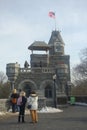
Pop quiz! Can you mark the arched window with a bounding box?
[45,85,52,98]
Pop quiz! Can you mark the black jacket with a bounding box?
[21,96,27,106]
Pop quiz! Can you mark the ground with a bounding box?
[0,106,87,130]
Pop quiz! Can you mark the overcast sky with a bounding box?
[0,0,87,73]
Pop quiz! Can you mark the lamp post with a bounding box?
[53,74,57,108]
[67,81,72,96]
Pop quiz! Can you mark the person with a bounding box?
[17,91,27,123]
[24,60,29,68]
[27,91,38,123]
[10,89,19,113]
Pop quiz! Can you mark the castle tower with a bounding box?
[48,30,65,55]
[28,41,50,68]
[48,30,70,96]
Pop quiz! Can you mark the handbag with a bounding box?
[27,104,31,109]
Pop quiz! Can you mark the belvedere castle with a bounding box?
[6,30,71,107]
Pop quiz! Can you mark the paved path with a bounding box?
[0,106,87,130]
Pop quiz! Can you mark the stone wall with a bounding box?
[0,99,7,111]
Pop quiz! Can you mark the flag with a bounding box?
[48,11,55,18]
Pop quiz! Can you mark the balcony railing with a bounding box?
[19,67,55,73]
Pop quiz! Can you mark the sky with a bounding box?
[0,0,87,73]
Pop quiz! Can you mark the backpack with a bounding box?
[11,98,17,104]
[17,97,22,106]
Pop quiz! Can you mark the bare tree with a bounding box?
[0,81,11,98]
[0,71,7,84]
[72,48,87,86]
[80,48,87,62]
[79,48,87,78]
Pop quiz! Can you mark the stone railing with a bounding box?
[19,67,54,73]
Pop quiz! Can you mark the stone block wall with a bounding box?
[0,99,7,111]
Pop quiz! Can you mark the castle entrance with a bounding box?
[18,80,37,97]
[23,83,32,97]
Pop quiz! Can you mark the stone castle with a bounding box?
[6,30,71,107]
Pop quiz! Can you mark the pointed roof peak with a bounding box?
[48,30,65,45]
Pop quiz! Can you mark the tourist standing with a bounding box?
[11,89,19,113]
[27,91,38,123]
[17,91,27,123]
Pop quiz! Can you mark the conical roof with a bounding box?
[28,41,50,51]
[48,30,65,45]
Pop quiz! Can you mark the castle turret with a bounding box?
[6,62,20,89]
[48,30,65,55]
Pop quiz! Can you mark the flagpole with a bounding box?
[54,13,56,30]
[48,11,56,30]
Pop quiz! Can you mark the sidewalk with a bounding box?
[0,106,87,130]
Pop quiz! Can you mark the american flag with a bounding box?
[48,11,55,18]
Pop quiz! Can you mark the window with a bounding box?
[45,85,52,98]
[55,45,62,52]
[54,42,63,52]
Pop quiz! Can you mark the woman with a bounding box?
[17,91,27,123]
[11,89,19,113]
[27,91,38,123]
